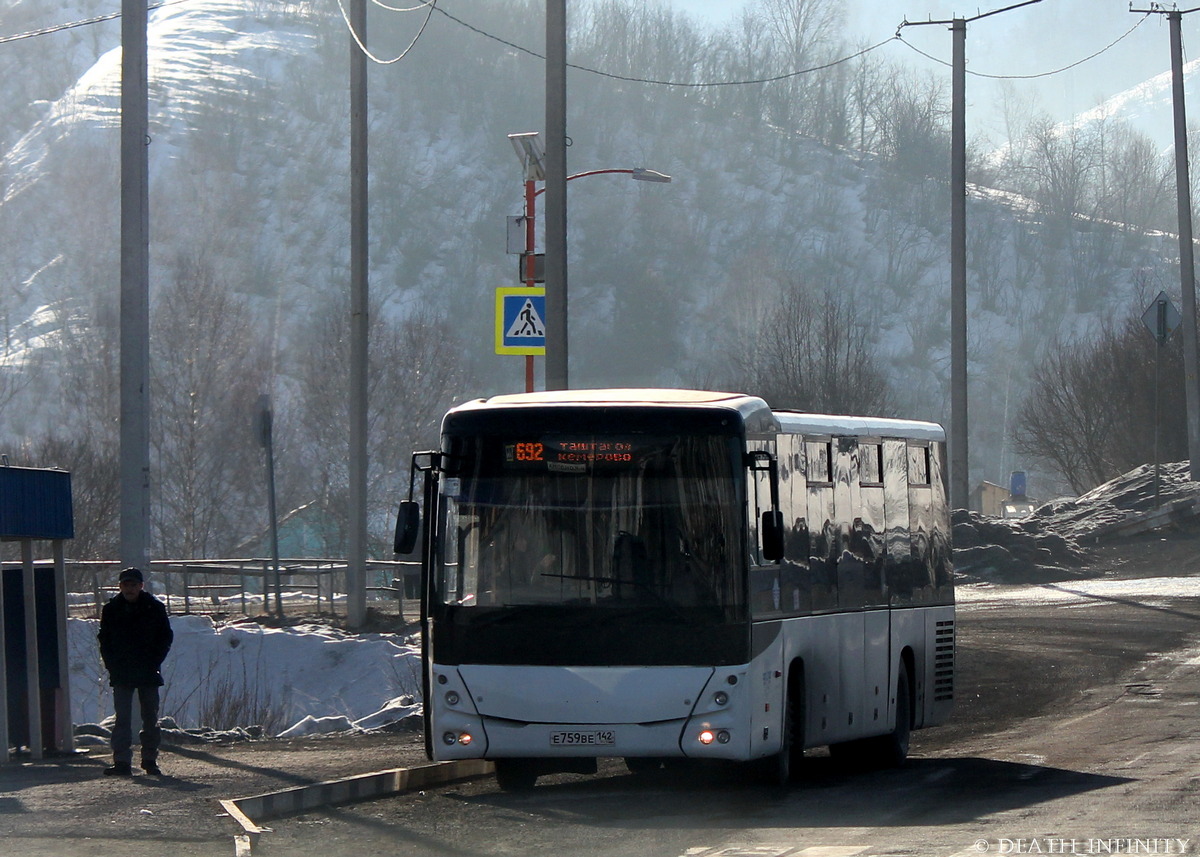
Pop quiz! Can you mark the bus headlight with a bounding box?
[713,691,729,706]
[443,731,473,746]
[698,729,730,745]
[699,729,715,745]
[446,691,460,706]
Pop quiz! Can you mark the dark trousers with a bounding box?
[111,685,162,765]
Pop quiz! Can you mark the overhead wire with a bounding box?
[429,4,895,87]
[369,0,436,11]
[337,0,437,64]
[895,12,1152,80]
[0,0,194,46]
[0,0,1161,90]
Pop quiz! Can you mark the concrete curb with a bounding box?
[219,759,494,845]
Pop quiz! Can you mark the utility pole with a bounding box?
[120,0,150,572]
[348,0,369,628]
[1132,4,1200,482]
[545,0,569,390]
[898,0,1042,511]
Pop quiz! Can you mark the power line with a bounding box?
[431,4,896,87]
[0,0,193,46]
[896,12,1151,80]
[369,0,436,11]
[337,0,437,64]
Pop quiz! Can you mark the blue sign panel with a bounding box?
[495,287,546,355]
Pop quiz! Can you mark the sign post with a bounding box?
[1142,291,1182,505]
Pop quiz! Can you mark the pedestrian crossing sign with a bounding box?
[495,287,546,355]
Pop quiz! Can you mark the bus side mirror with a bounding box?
[394,500,421,555]
[761,510,784,562]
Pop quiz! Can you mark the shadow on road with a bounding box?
[1038,583,1200,621]
[164,743,320,788]
[446,755,1130,830]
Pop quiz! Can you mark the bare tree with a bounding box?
[292,298,477,555]
[718,274,895,416]
[1015,314,1186,493]
[151,257,269,558]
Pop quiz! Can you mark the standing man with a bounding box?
[97,567,173,777]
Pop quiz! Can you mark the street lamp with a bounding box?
[506,132,672,392]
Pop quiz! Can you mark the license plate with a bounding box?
[550,730,615,746]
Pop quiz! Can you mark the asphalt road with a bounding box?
[255,568,1200,857]
[4,549,1199,857]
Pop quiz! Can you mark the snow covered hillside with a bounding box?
[0,0,1185,497]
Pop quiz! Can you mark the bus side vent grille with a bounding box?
[933,619,955,702]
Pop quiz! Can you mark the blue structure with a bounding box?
[0,465,74,762]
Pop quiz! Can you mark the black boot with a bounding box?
[103,762,133,777]
[141,760,162,776]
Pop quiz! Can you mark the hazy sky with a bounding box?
[665,0,1191,148]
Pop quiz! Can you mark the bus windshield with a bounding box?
[437,432,745,620]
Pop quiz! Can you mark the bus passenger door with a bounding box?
[746,441,787,758]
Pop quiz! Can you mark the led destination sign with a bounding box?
[504,438,644,469]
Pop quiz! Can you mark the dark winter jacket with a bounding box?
[97,591,174,688]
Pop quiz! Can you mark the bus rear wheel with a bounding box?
[830,663,912,769]
[875,663,912,767]
[494,759,538,791]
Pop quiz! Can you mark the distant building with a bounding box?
[234,500,347,558]
[971,473,1037,518]
[971,480,1010,516]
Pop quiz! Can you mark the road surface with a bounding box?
[2,563,1197,856]
[257,572,1200,857]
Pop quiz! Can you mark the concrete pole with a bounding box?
[21,541,42,759]
[545,0,569,390]
[120,0,151,570]
[1168,11,1200,483]
[348,0,369,628]
[949,18,970,511]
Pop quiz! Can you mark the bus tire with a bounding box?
[768,672,804,787]
[494,759,538,791]
[877,663,912,767]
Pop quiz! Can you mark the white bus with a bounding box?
[394,389,954,789]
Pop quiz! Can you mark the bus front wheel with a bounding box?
[494,759,538,791]
[768,674,804,787]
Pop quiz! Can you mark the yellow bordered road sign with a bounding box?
[495,287,546,355]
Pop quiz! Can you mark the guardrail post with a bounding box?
[92,566,102,618]
[53,542,74,752]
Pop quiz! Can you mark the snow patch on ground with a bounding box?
[69,614,422,737]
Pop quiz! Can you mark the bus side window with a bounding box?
[806,440,833,484]
[908,444,931,486]
[860,442,883,486]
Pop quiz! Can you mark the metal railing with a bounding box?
[21,558,423,623]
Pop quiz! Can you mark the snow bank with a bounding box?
[69,614,423,737]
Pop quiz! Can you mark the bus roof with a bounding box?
[449,389,777,432]
[468,388,764,408]
[774,411,945,442]
[448,390,943,441]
